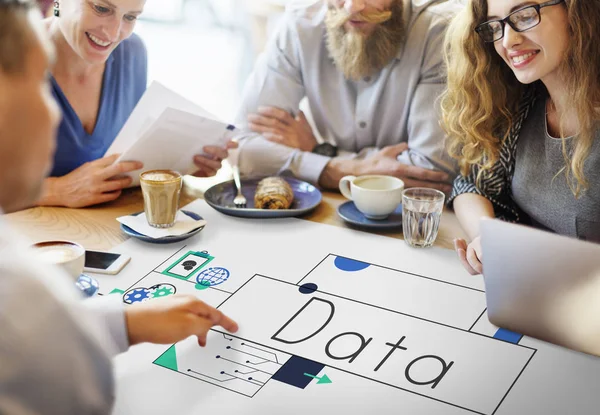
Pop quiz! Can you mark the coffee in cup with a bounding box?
[32,240,85,281]
[339,175,404,220]
[140,170,183,228]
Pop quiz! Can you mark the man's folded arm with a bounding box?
[233,10,366,184]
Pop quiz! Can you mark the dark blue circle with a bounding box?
[334,256,370,272]
[299,283,318,294]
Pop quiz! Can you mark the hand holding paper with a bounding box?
[192,141,239,178]
[105,82,238,187]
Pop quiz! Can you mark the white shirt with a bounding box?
[235,0,461,184]
[0,215,128,414]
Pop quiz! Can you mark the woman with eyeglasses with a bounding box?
[440,0,600,274]
[37,0,234,208]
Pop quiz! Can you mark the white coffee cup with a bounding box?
[339,175,404,220]
[32,240,86,281]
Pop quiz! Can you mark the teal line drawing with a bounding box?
[303,373,332,384]
[162,251,214,280]
[154,344,178,371]
[109,288,125,295]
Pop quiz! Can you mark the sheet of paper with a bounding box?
[104,81,237,187]
[105,81,221,156]
[117,107,236,187]
[90,200,600,415]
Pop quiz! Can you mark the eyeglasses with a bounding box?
[475,0,565,43]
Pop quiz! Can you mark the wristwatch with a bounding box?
[312,143,338,157]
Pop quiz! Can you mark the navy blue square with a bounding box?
[272,356,325,389]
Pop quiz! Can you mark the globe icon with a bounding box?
[196,267,230,288]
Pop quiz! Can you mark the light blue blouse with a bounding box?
[50,33,147,177]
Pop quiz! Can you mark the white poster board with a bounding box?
[91,200,600,415]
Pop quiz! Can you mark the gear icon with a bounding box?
[151,284,176,299]
[123,288,150,304]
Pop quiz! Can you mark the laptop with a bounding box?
[481,219,600,356]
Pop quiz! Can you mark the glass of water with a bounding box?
[402,188,445,248]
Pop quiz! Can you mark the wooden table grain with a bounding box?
[4,183,466,251]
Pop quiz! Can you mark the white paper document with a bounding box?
[105,81,237,187]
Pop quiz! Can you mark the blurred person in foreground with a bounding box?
[0,2,238,413]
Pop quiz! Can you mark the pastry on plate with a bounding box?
[254,177,294,209]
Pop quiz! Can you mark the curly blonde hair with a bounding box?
[441,0,600,196]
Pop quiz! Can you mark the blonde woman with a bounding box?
[441,0,600,274]
[37,0,234,208]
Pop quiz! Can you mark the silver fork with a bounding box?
[232,165,247,208]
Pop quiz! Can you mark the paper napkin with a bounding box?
[117,211,206,239]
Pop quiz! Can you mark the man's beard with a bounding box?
[325,1,405,81]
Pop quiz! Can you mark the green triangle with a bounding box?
[317,374,332,384]
[154,345,178,371]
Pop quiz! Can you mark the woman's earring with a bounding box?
[53,1,60,17]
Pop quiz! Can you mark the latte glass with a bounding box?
[140,170,183,228]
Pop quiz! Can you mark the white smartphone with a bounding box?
[84,250,131,275]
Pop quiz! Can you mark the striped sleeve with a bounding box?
[447,90,538,222]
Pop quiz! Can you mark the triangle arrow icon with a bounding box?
[317,374,332,384]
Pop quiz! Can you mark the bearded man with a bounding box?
[234,0,461,191]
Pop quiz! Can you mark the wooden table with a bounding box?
[4,183,466,251]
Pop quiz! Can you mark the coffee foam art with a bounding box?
[34,243,84,264]
[141,171,180,182]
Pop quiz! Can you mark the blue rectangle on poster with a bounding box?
[494,328,523,344]
[272,356,325,389]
